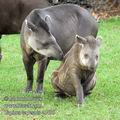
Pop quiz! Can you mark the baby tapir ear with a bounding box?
[75,35,87,44]
[96,36,102,46]
[25,19,38,32]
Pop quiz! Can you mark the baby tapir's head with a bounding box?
[75,35,101,71]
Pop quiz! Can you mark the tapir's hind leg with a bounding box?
[51,74,67,98]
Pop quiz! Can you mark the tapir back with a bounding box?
[39,4,98,54]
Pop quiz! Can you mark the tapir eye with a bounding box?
[84,53,89,59]
[42,42,49,47]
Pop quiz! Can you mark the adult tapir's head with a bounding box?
[75,35,101,71]
[25,10,63,60]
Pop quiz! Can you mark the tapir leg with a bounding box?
[23,53,35,92]
[51,75,67,98]
[84,74,96,96]
[71,74,84,105]
[75,82,84,105]
[51,70,65,97]
[36,58,49,93]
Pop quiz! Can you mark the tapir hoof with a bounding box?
[25,80,33,92]
[77,103,84,108]
[25,87,32,93]
[36,83,43,93]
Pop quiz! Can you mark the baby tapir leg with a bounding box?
[83,74,96,96]
[74,81,84,105]
[51,71,67,97]
[51,71,59,89]
[71,73,84,105]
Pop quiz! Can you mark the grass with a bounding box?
[0,17,120,120]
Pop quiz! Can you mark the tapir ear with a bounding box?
[75,35,87,44]
[45,15,51,22]
[25,19,37,32]
[96,36,102,46]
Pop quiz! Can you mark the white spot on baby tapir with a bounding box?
[79,47,91,67]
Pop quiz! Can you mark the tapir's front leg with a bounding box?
[71,73,84,106]
[36,58,49,93]
[23,52,35,92]
[83,73,96,95]
[75,81,84,106]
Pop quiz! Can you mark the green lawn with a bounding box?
[0,17,120,120]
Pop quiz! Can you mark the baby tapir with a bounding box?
[51,35,101,105]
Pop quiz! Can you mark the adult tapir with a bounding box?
[20,4,98,93]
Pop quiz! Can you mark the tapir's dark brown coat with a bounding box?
[0,0,50,35]
[0,0,51,61]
